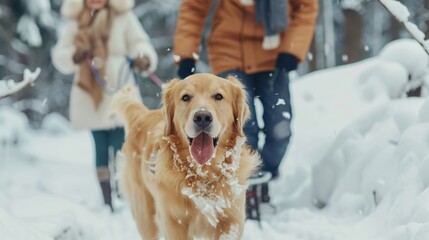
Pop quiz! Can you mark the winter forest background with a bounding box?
[0,0,428,125]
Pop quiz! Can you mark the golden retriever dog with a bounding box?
[110,73,260,240]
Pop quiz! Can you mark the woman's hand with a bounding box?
[133,56,150,72]
[73,29,91,64]
[73,48,90,64]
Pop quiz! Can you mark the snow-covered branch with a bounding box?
[378,0,429,55]
[0,68,41,99]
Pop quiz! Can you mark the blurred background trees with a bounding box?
[0,0,428,127]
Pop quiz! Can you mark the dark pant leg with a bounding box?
[91,130,109,167]
[218,70,259,150]
[108,127,125,154]
[91,129,113,210]
[108,127,125,199]
[254,70,292,178]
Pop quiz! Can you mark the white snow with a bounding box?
[222,137,246,196]
[16,0,54,47]
[1,39,429,239]
[183,138,247,226]
[0,106,30,149]
[16,15,42,47]
[26,0,54,29]
[341,0,364,11]
[379,0,410,22]
[379,0,429,55]
[220,224,240,240]
[0,68,41,99]
[181,186,228,227]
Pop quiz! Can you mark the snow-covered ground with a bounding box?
[1,39,429,240]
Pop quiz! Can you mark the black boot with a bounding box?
[99,181,113,211]
[261,183,270,203]
[246,185,261,221]
[97,167,113,211]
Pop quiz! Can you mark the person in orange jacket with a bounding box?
[174,0,318,201]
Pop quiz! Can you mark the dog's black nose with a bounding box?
[193,110,213,128]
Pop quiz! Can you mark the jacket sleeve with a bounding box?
[281,0,319,62]
[51,21,79,74]
[125,12,158,73]
[173,0,215,63]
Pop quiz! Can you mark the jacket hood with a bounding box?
[61,0,135,19]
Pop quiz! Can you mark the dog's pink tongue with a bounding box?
[191,132,214,165]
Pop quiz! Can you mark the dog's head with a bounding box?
[162,73,249,165]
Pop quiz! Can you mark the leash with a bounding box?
[147,71,164,88]
[125,56,164,88]
[85,54,164,95]
[85,54,114,94]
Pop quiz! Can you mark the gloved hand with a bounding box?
[177,58,196,79]
[275,53,298,72]
[73,29,91,64]
[133,56,150,72]
[268,53,297,88]
[73,47,90,64]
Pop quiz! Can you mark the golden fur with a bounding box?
[111,73,260,239]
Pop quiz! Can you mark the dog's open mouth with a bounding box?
[188,133,219,165]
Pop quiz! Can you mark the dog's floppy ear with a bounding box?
[162,78,181,136]
[226,75,250,137]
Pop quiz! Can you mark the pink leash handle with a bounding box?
[146,71,164,88]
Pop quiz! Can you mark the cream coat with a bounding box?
[52,0,157,130]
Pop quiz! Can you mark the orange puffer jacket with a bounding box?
[174,0,319,75]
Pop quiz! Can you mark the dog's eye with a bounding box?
[182,94,191,102]
[214,93,223,101]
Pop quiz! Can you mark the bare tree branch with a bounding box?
[378,0,429,55]
[0,68,41,99]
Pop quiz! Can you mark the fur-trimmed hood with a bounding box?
[61,0,135,19]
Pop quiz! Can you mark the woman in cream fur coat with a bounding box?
[52,0,158,211]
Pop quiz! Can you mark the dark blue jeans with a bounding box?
[91,127,125,167]
[219,70,292,178]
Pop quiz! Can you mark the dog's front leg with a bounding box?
[127,187,159,240]
[215,220,244,240]
[214,200,246,240]
[157,213,190,240]
[120,158,159,240]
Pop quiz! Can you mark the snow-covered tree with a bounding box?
[0,68,40,99]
